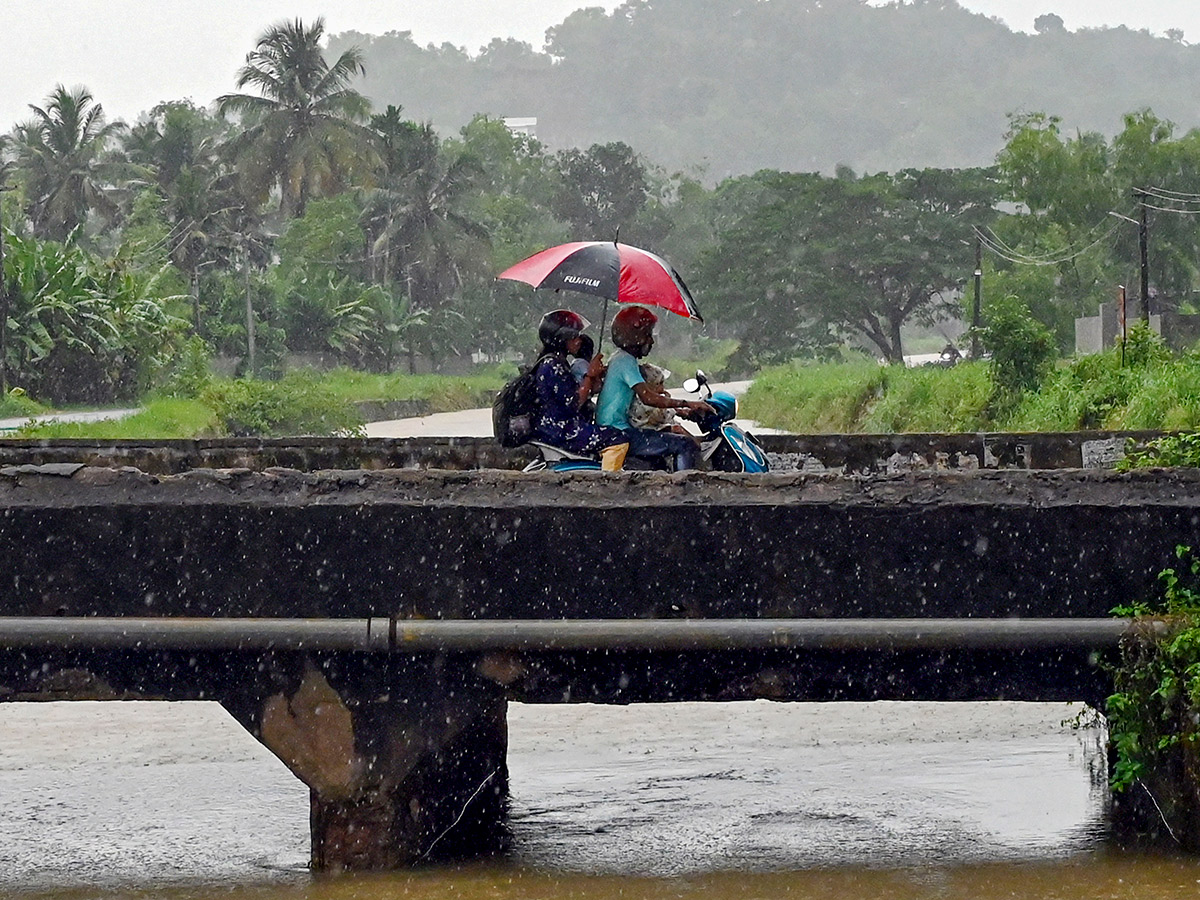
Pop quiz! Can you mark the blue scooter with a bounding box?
[681,370,770,473]
[522,370,768,473]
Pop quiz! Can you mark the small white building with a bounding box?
[502,117,538,138]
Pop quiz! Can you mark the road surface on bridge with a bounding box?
[364,380,780,438]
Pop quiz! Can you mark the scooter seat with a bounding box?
[528,441,596,462]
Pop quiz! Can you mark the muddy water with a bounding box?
[2,700,1199,899]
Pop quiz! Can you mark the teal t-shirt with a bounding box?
[596,349,645,430]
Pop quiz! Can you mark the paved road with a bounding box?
[365,380,781,439]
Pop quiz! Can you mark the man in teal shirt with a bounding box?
[596,306,713,470]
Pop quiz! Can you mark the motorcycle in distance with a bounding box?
[522,370,769,473]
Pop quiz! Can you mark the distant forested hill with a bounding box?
[326,0,1200,178]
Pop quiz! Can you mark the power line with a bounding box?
[974,222,1121,267]
[1140,201,1200,216]
[1137,185,1200,203]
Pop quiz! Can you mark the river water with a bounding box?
[2,699,1199,899]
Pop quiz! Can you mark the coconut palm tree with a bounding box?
[122,102,250,331]
[362,120,489,310]
[11,85,133,241]
[0,139,14,391]
[359,117,490,370]
[217,18,377,219]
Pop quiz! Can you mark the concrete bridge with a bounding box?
[1,451,1198,867]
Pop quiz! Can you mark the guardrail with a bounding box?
[0,617,1153,653]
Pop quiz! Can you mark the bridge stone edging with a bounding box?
[0,429,1168,474]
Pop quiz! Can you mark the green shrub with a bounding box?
[2,232,187,404]
[1118,432,1200,470]
[160,335,215,399]
[1107,546,1200,793]
[980,295,1057,416]
[1125,321,1172,369]
[201,371,365,437]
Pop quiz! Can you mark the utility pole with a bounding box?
[1118,284,1127,367]
[0,178,9,393]
[243,235,256,378]
[970,230,983,359]
[1135,188,1150,323]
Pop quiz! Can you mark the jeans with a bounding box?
[623,428,699,471]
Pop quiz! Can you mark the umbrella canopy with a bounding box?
[497,241,703,321]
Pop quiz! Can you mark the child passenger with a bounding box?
[627,364,695,439]
[570,334,595,385]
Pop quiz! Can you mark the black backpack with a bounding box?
[492,356,545,448]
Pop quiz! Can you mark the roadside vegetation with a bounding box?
[1107,547,1200,812]
[0,387,45,419]
[8,18,1200,440]
[743,323,1200,435]
[11,366,507,439]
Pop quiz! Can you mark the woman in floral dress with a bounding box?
[531,309,629,469]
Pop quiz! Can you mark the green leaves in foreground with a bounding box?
[1107,546,1200,792]
[1119,433,1200,470]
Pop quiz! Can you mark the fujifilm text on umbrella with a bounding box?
[564,275,602,288]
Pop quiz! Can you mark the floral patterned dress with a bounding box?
[532,354,626,455]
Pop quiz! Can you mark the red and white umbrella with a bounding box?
[497,241,703,322]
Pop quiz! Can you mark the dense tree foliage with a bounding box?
[698,167,998,365]
[12,10,1200,410]
[990,110,1200,348]
[0,230,184,403]
[329,0,1200,178]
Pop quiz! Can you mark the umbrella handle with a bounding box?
[598,297,609,354]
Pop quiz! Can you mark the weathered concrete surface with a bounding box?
[233,655,510,870]
[1,464,1197,622]
[0,429,1166,474]
[0,640,511,869]
[2,462,1196,704]
[0,436,514,474]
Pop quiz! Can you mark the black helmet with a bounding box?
[538,309,589,354]
[611,305,658,357]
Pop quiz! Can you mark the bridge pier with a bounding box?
[221,654,509,870]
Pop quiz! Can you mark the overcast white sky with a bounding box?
[3,1,1198,130]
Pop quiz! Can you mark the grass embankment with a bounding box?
[742,344,1200,434]
[6,343,736,440]
[13,399,221,440]
[0,388,48,420]
[11,367,507,440]
[742,360,992,433]
[316,368,504,412]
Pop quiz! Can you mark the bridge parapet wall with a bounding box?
[0,430,1165,474]
[1,464,1197,624]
